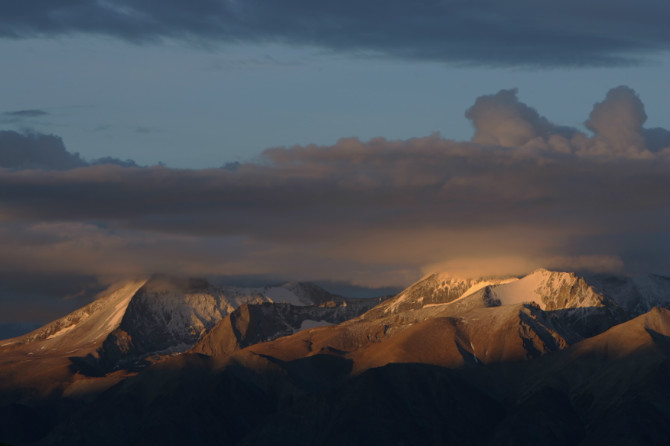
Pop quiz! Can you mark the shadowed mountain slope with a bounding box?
[0,276,379,407]
[191,299,381,358]
[38,307,670,446]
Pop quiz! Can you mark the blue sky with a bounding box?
[0,12,668,168]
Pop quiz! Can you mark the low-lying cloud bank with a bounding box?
[0,86,668,312]
[0,1,667,67]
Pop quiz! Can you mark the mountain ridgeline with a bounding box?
[0,269,668,445]
[95,277,381,371]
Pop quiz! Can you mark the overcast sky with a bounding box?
[0,1,668,329]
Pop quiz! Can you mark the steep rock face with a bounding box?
[222,302,574,376]
[0,280,146,351]
[584,273,670,316]
[346,304,573,373]
[361,268,615,322]
[99,277,248,368]
[192,299,382,357]
[363,273,514,318]
[0,280,146,404]
[488,269,608,310]
[567,306,670,358]
[362,269,666,327]
[349,269,631,356]
[97,277,355,369]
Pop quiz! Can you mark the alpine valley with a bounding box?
[0,269,668,445]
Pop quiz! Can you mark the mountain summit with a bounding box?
[366,268,667,318]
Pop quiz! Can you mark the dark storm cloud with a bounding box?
[0,1,667,66]
[0,86,668,284]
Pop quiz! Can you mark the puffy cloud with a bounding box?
[466,86,670,158]
[0,1,667,67]
[0,86,667,306]
[465,88,558,147]
[584,86,649,157]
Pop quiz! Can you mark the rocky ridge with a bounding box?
[0,276,380,376]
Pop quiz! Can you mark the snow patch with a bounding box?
[46,323,78,340]
[488,269,602,310]
[459,278,518,300]
[263,287,312,306]
[422,303,448,309]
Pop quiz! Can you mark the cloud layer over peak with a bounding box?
[0,86,668,310]
[0,1,667,67]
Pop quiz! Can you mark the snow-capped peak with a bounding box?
[372,273,515,316]
[486,269,605,310]
[3,279,147,349]
[369,267,666,318]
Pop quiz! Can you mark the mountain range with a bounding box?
[0,269,668,445]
